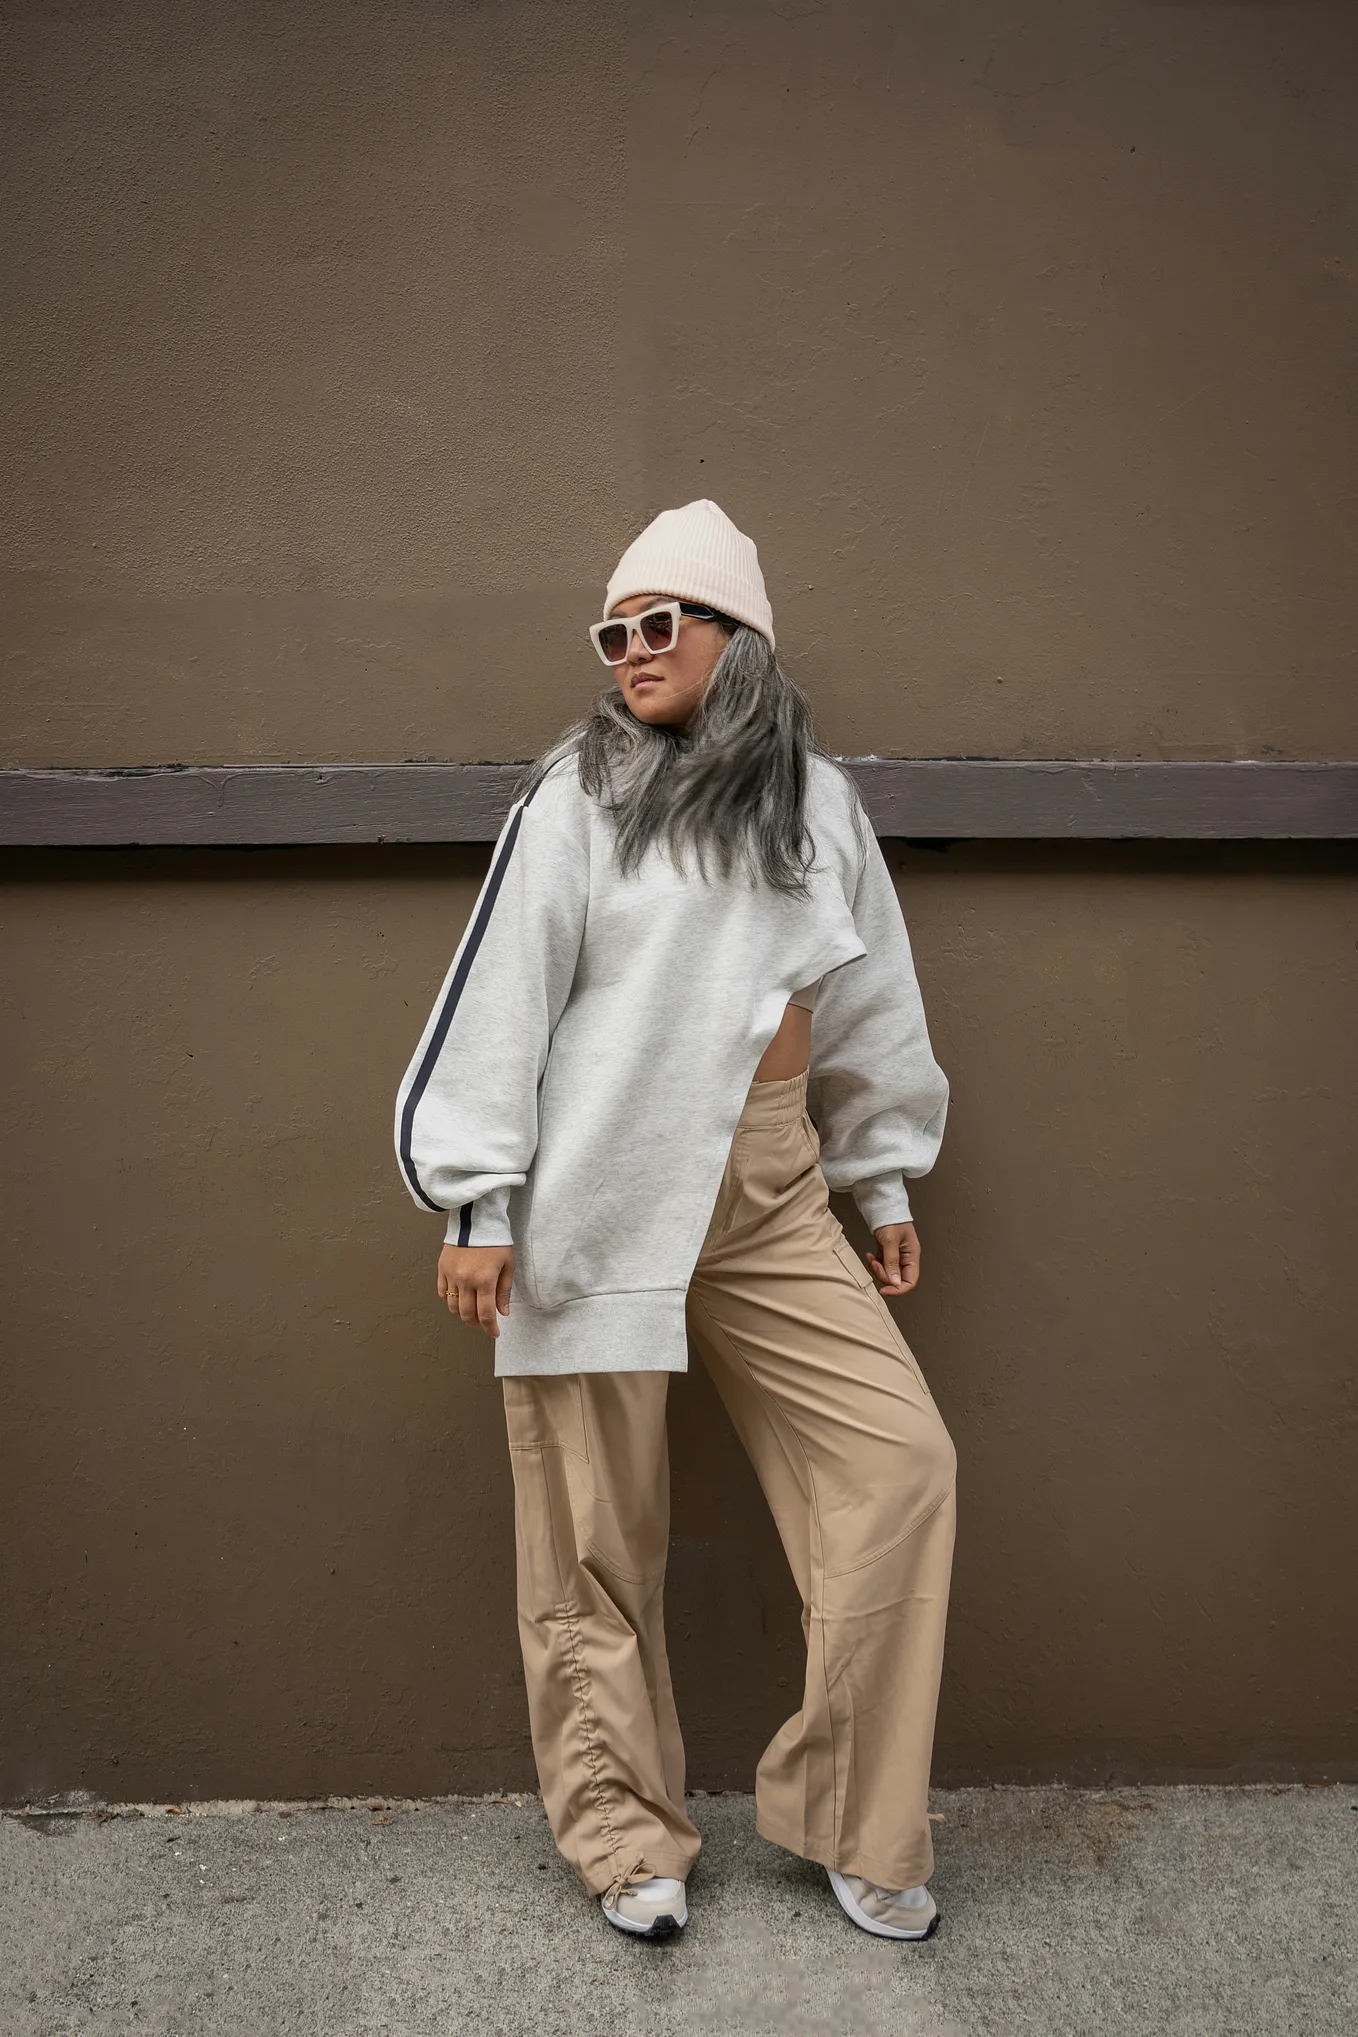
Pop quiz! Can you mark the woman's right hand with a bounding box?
[438,1244,514,1339]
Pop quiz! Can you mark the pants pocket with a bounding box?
[503,1375,589,1456]
[699,1134,743,1249]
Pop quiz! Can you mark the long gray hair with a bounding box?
[519,623,858,895]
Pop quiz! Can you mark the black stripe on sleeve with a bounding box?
[457,1202,472,1247]
[397,779,544,1212]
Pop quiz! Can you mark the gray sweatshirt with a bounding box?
[394,753,949,1376]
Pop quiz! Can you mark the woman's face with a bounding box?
[608,593,731,727]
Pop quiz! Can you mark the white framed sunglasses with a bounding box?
[588,600,721,667]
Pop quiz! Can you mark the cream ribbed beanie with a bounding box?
[604,499,775,648]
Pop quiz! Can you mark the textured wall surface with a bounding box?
[4,0,1357,766]
[3,844,1356,1801]
[2,0,1356,1801]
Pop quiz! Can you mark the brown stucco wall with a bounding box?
[3,0,1357,1801]
[3,842,1356,1802]
[4,0,1357,768]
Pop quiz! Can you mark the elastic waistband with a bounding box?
[737,1067,809,1129]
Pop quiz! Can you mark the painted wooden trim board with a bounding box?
[2,760,1356,845]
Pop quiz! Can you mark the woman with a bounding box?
[395,501,956,1944]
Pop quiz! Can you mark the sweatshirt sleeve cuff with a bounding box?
[443,1186,514,1249]
[850,1171,915,1232]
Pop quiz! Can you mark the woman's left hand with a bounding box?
[867,1223,919,1296]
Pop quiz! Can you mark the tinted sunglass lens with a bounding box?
[639,609,675,651]
[597,623,629,663]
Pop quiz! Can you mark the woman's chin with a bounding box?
[628,695,683,726]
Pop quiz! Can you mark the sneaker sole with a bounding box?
[827,1869,939,1941]
[601,1904,687,1940]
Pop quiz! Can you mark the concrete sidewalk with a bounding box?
[3,1785,1352,2035]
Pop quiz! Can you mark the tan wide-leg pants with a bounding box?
[501,1069,957,1899]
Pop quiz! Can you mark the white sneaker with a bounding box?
[827,1868,939,1940]
[601,1874,688,1939]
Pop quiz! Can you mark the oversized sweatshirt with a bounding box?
[395,753,949,1376]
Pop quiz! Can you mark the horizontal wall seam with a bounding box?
[2,761,1356,844]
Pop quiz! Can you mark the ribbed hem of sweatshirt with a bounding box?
[443,1186,513,1249]
[850,1171,915,1232]
[493,1287,690,1377]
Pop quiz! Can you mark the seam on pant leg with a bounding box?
[821,1471,957,1580]
[687,1291,841,1851]
[581,1537,665,1586]
[557,1592,628,1885]
[528,1438,630,1891]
